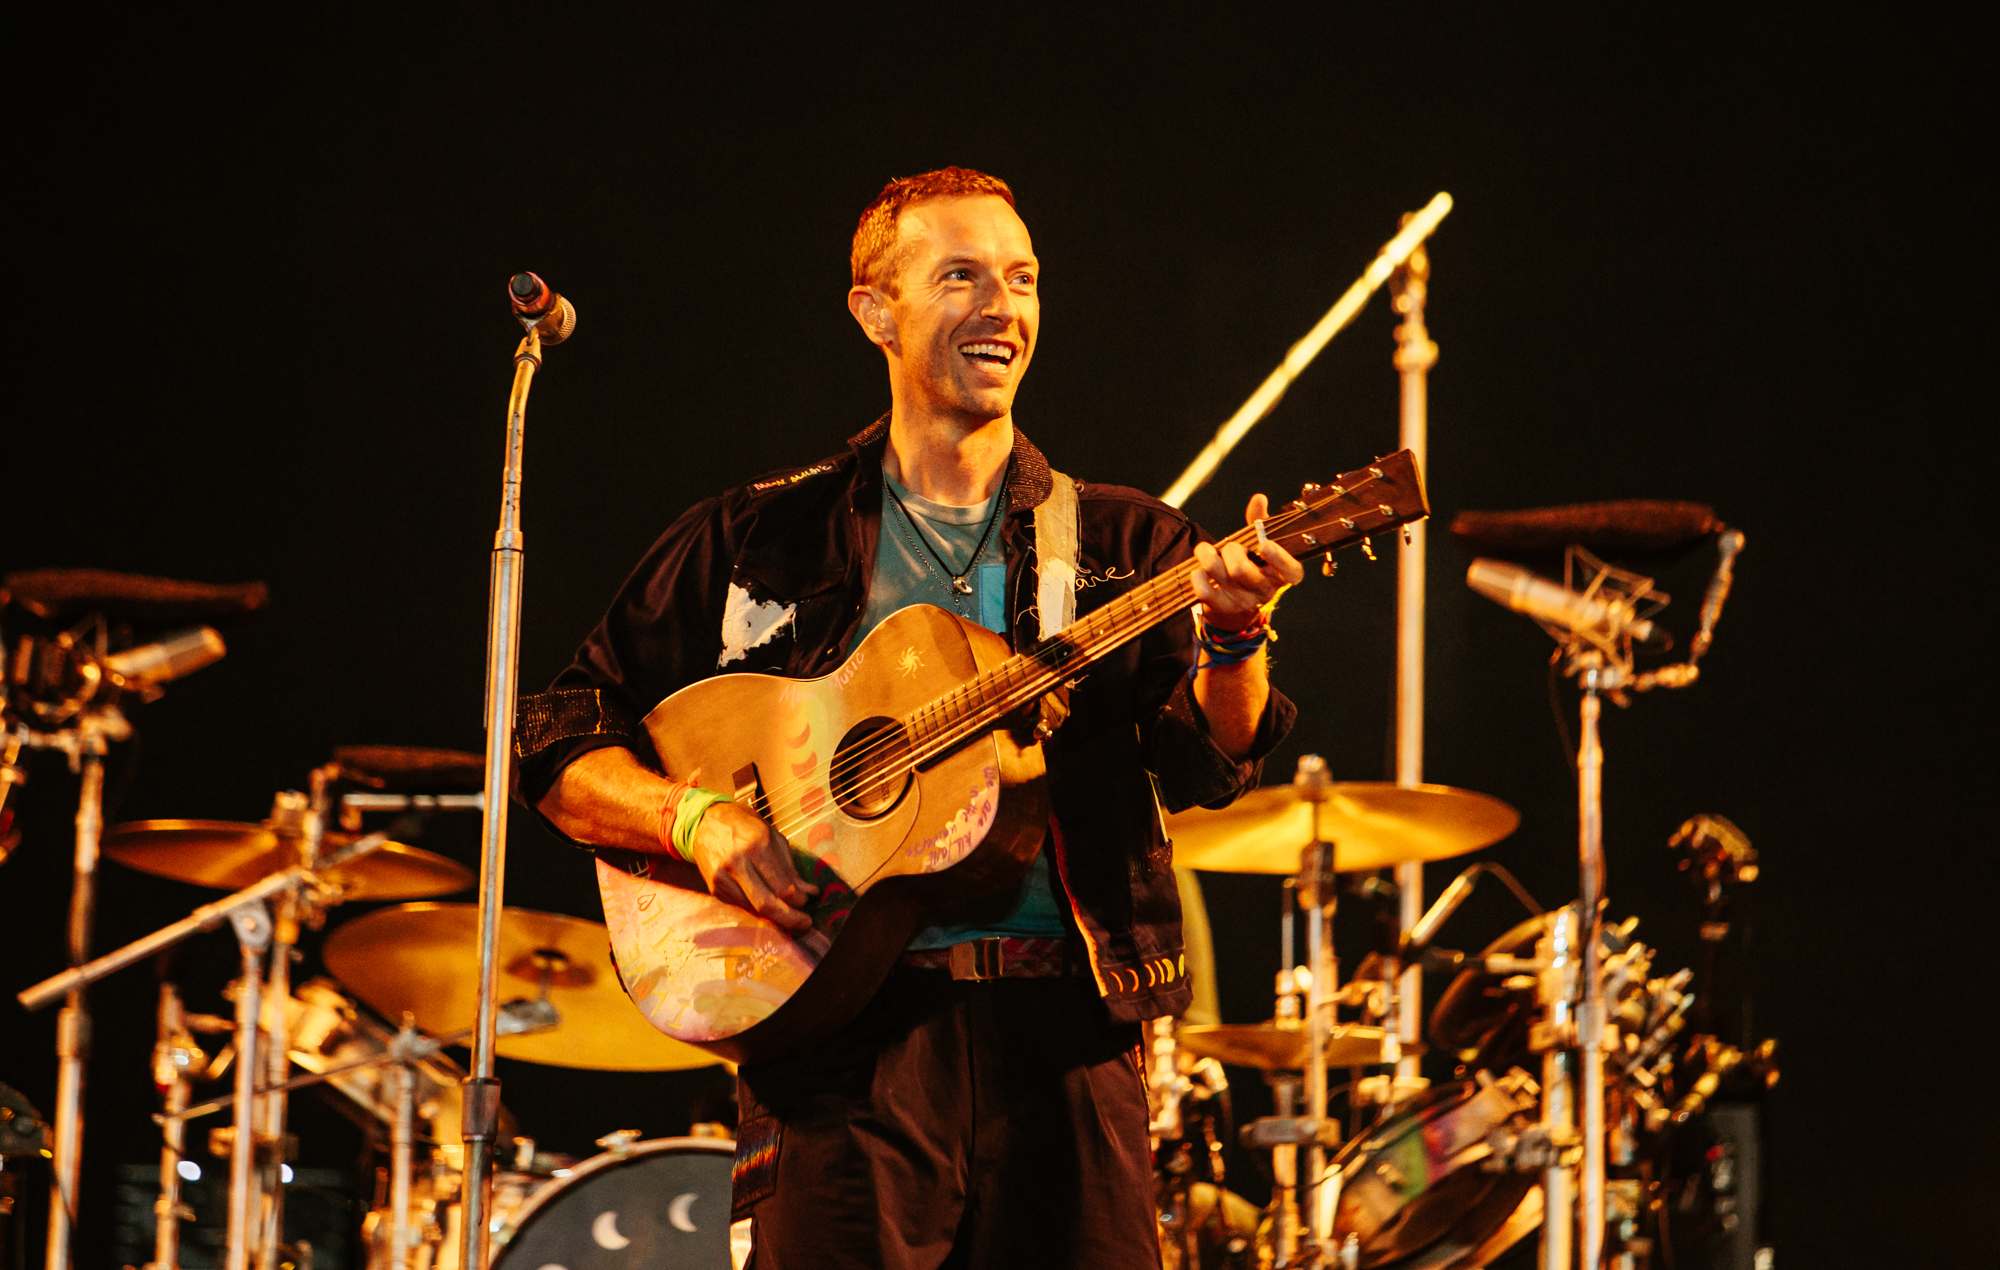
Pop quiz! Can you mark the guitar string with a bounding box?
[798,471,1408,798]
[747,507,1294,827]
[756,476,1400,836]
[748,477,1407,841]
[750,478,1406,837]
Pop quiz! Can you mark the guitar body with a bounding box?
[596,604,1050,1065]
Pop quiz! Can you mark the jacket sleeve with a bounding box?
[1135,512,1296,814]
[513,495,736,808]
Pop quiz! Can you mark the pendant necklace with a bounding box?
[885,479,1004,606]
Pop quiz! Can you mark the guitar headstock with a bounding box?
[1263,449,1429,562]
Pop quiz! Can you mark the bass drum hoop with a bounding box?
[492,1136,735,1258]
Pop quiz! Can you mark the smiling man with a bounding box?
[517,167,1301,1268]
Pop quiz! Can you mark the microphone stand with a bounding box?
[22,694,132,1270]
[459,319,546,1270]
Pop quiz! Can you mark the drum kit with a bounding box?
[0,575,746,1270]
[1145,753,1776,1270]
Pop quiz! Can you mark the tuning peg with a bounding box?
[1403,526,1412,546]
[1321,558,1338,577]
[1361,537,1377,561]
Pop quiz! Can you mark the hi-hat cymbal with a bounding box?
[1167,782,1519,874]
[105,820,473,900]
[322,902,718,1073]
[1178,1022,1400,1070]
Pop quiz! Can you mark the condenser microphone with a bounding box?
[100,627,227,686]
[1467,559,1659,647]
[509,272,577,344]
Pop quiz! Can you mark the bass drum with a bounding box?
[490,1137,737,1270]
[1331,1071,1540,1269]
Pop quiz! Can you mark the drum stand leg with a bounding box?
[45,750,105,1270]
[1536,907,1578,1270]
[389,1030,418,1270]
[151,984,192,1270]
[256,889,298,1270]
[1575,680,1608,1269]
[224,905,272,1270]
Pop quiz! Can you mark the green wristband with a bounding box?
[671,786,734,859]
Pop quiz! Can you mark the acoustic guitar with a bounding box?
[595,450,1427,1064]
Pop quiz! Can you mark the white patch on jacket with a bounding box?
[717,582,796,667]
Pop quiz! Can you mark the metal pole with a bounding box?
[1391,236,1437,1094]
[1577,681,1608,1267]
[389,1056,416,1270]
[224,905,272,1270]
[1295,755,1335,1263]
[151,984,189,1270]
[1538,906,1577,1270]
[255,890,297,1270]
[460,329,541,1270]
[1272,879,1300,1266]
[45,749,103,1270]
[1161,194,1453,509]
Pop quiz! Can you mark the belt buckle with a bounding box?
[949,938,1005,981]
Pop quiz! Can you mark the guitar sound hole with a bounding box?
[831,716,913,820]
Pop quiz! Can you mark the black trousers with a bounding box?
[735,967,1161,1270]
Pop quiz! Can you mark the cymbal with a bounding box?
[1178,1022,1399,1070]
[1167,782,1519,874]
[322,902,719,1073]
[105,820,473,900]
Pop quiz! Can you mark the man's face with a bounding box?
[870,194,1039,424]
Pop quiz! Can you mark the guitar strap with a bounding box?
[1034,470,1079,640]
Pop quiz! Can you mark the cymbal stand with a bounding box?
[1297,759,1338,1261]
[388,1017,422,1270]
[34,694,130,1270]
[1268,879,1301,1265]
[251,767,335,1270]
[222,903,272,1270]
[1390,228,1436,1099]
[148,984,200,1270]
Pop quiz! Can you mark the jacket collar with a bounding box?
[845,414,1054,515]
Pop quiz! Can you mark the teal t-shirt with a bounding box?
[849,471,1068,949]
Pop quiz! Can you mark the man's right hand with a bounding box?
[537,746,819,931]
[688,800,819,932]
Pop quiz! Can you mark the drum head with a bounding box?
[492,1138,734,1268]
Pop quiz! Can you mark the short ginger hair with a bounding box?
[850,167,1017,296]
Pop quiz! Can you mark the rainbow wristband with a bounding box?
[670,786,734,861]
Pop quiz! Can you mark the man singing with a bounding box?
[517,166,1301,1268]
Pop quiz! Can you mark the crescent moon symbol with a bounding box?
[669,1192,700,1233]
[592,1209,631,1250]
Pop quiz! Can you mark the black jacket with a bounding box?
[514,419,1293,1022]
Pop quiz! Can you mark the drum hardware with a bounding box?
[0,578,255,1270]
[1164,782,1519,876]
[103,818,474,900]
[482,1136,735,1270]
[18,796,415,1270]
[321,903,722,1073]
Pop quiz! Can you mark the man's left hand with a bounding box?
[1190,494,1305,626]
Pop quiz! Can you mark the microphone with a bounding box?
[1689,529,1744,662]
[508,272,577,344]
[101,627,227,687]
[1467,558,1659,647]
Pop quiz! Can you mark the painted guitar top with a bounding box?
[595,451,1428,1065]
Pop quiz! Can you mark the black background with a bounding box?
[5,6,1990,1266]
